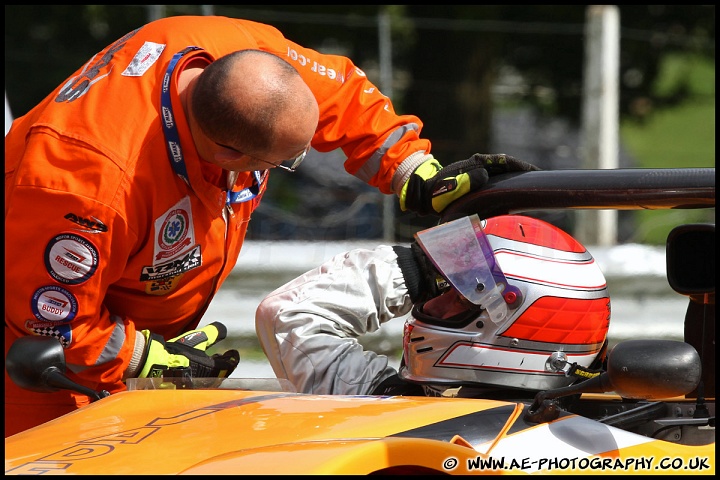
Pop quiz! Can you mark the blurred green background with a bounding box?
[620,52,715,243]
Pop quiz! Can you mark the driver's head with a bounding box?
[400,214,611,392]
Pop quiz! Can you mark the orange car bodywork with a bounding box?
[4,389,714,475]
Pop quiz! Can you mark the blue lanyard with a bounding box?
[227,170,264,203]
[160,46,265,204]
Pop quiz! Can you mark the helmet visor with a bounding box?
[415,214,511,326]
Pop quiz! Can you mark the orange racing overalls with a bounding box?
[4,15,431,436]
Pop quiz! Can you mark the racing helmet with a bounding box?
[400,214,610,391]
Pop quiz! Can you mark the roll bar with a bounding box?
[440,168,715,223]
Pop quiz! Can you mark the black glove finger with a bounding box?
[435,159,490,189]
[471,153,540,175]
[165,344,239,378]
[437,157,485,176]
[503,154,541,172]
[164,340,205,359]
[206,321,229,344]
[159,341,218,378]
[211,350,240,377]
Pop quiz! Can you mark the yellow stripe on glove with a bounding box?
[400,154,540,215]
[400,156,488,215]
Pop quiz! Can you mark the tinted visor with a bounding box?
[415,214,511,326]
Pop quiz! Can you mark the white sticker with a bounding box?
[153,196,196,261]
[122,41,166,77]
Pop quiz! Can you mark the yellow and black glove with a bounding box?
[135,322,239,379]
[400,154,540,216]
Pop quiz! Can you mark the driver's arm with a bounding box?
[255,246,414,395]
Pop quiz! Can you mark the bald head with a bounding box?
[191,49,318,156]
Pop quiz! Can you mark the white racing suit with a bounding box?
[255,246,417,396]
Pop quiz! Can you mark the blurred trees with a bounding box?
[6,6,713,130]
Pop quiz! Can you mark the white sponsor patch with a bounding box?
[122,41,166,77]
[31,285,78,323]
[141,244,201,281]
[44,233,99,285]
[153,196,196,261]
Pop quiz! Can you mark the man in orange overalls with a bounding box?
[5,15,534,436]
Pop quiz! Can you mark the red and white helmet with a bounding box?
[400,214,610,391]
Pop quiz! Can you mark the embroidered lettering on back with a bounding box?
[55,28,140,103]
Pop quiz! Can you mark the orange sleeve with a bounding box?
[5,131,138,394]
[231,19,432,194]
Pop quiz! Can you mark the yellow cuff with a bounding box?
[399,157,442,211]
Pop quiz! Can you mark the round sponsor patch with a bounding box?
[31,285,78,323]
[157,207,191,255]
[44,233,99,285]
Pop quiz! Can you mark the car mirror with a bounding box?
[666,223,715,296]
